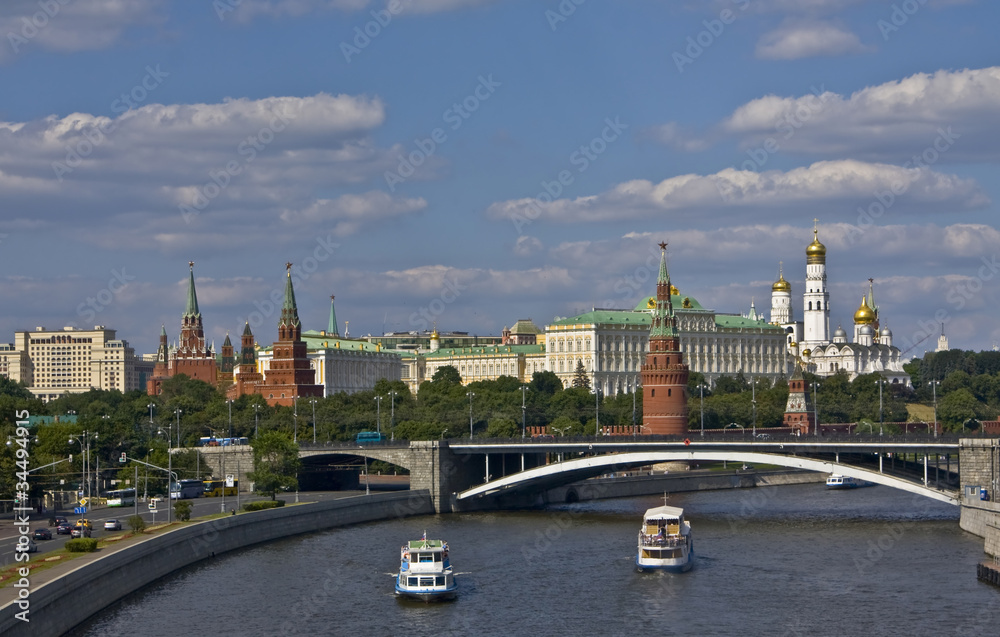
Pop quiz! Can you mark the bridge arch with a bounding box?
[457,451,960,505]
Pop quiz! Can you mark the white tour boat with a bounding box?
[395,534,457,601]
[826,474,874,489]
[636,505,693,572]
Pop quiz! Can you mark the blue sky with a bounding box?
[1,0,999,358]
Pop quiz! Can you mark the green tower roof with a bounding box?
[184,262,200,318]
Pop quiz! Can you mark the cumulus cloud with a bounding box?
[485,160,988,224]
[225,0,499,22]
[513,235,543,257]
[720,66,1000,161]
[756,20,873,59]
[0,0,163,63]
[0,92,427,250]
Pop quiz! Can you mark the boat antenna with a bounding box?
[663,492,669,506]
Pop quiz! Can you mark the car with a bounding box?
[70,525,92,539]
[76,518,93,529]
[755,433,771,440]
[104,519,122,531]
[56,522,73,535]
[52,515,67,526]
[33,528,52,540]
[20,539,37,553]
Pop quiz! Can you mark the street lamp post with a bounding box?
[374,396,383,435]
[156,424,173,524]
[699,383,706,437]
[878,378,884,436]
[68,431,98,511]
[147,403,155,425]
[595,387,600,436]
[293,397,298,443]
[520,385,528,439]
[173,408,182,449]
[388,391,398,442]
[751,379,757,438]
[253,403,260,439]
[930,380,940,438]
[812,382,819,437]
[467,391,475,438]
[309,399,317,444]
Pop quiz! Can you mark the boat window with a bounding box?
[435,576,445,586]
[418,553,434,562]
[408,577,419,586]
[419,577,434,586]
[435,552,442,562]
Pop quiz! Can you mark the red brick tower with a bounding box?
[641,242,690,435]
[146,324,170,395]
[227,321,264,400]
[782,363,815,435]
[171,262,217,384]
[258,263,324,407]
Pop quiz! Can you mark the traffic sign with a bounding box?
[74,506,86,514]
[225,475,235,488]
[119,452,127,464]
[148,503,157,511]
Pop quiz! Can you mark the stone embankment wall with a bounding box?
[0,491,433,637]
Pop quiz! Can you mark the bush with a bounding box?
[243,500,285,512]
[127,515,146,533]
[65,538,98,553]
[173,500,193,521]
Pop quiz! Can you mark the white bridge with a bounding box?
[456,450,961,506]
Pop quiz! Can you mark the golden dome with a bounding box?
[802,348,812,357]
[772,274,791,292]
[789,342,798,348]
[806,228,826,263]
[853,296,876,324]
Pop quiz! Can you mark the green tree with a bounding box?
[127,514,146,533]
[248,431,301,500]
[485,417,519,438]
[431,365,462,385]
[529,371,562,395]
[571,360,591,390]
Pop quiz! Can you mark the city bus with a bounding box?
[203,479,238,497]
[356,431,383,445]
[106,488,136,507]
[170,479,205,499]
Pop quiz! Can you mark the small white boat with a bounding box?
[395,534,457,602]
[826,474,874,489]
[636,505,693,573]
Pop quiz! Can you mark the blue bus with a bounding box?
[356,431,383,444]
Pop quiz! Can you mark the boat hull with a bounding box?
[395,581,457,602]
[635,551,694,573]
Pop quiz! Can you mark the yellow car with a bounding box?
[76,519,93,529]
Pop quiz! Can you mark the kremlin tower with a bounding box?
[802,220,830,349]
[641,242,690,435]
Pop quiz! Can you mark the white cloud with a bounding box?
[513,235,543,257]
[0,0,163,63]
[0,93,423,249]
[756,20,873,60]
[486,160,987,224]
[719,66,1000,161]
[227,0,498,22]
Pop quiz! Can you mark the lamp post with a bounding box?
[253,403,260,439]
[293,396,298,443]
[878,378,884,436]
[388,391,399,442]
[699,383,706,438]
[520,385,528,439]
[374,395,383,435]
[155,424,173,524]
[68,431,98,511]
[632,389,637,437]
[812,382,819,437]
[467,391,475,438]
[595,387,601,436]
[147,403,155,425]
[309,399,317,444]
[751,379,757,438]
[173,408,182,449]
[929,380,940,438]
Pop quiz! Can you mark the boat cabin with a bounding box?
[643,505,684,536]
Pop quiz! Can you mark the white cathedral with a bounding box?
[770,224,911,387]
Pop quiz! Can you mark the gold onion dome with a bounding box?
[772,273,791,292]
[670,284,679,296]
[806,229,826,263]
[854,296,876,324]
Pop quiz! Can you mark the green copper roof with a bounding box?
[299,330,393,353]
[550,310,651,327]
[184,265,200,318]
[649,247,678,339]
[715,315,783,330]
[423,343,546,358]
[222,332,232,347]
[242,321,252,337]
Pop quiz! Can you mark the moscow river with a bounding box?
[73,483,997,637]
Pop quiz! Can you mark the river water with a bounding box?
[72,484,997,637]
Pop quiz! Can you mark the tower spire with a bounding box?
[327,294,340,337]
[184,261,200,318]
